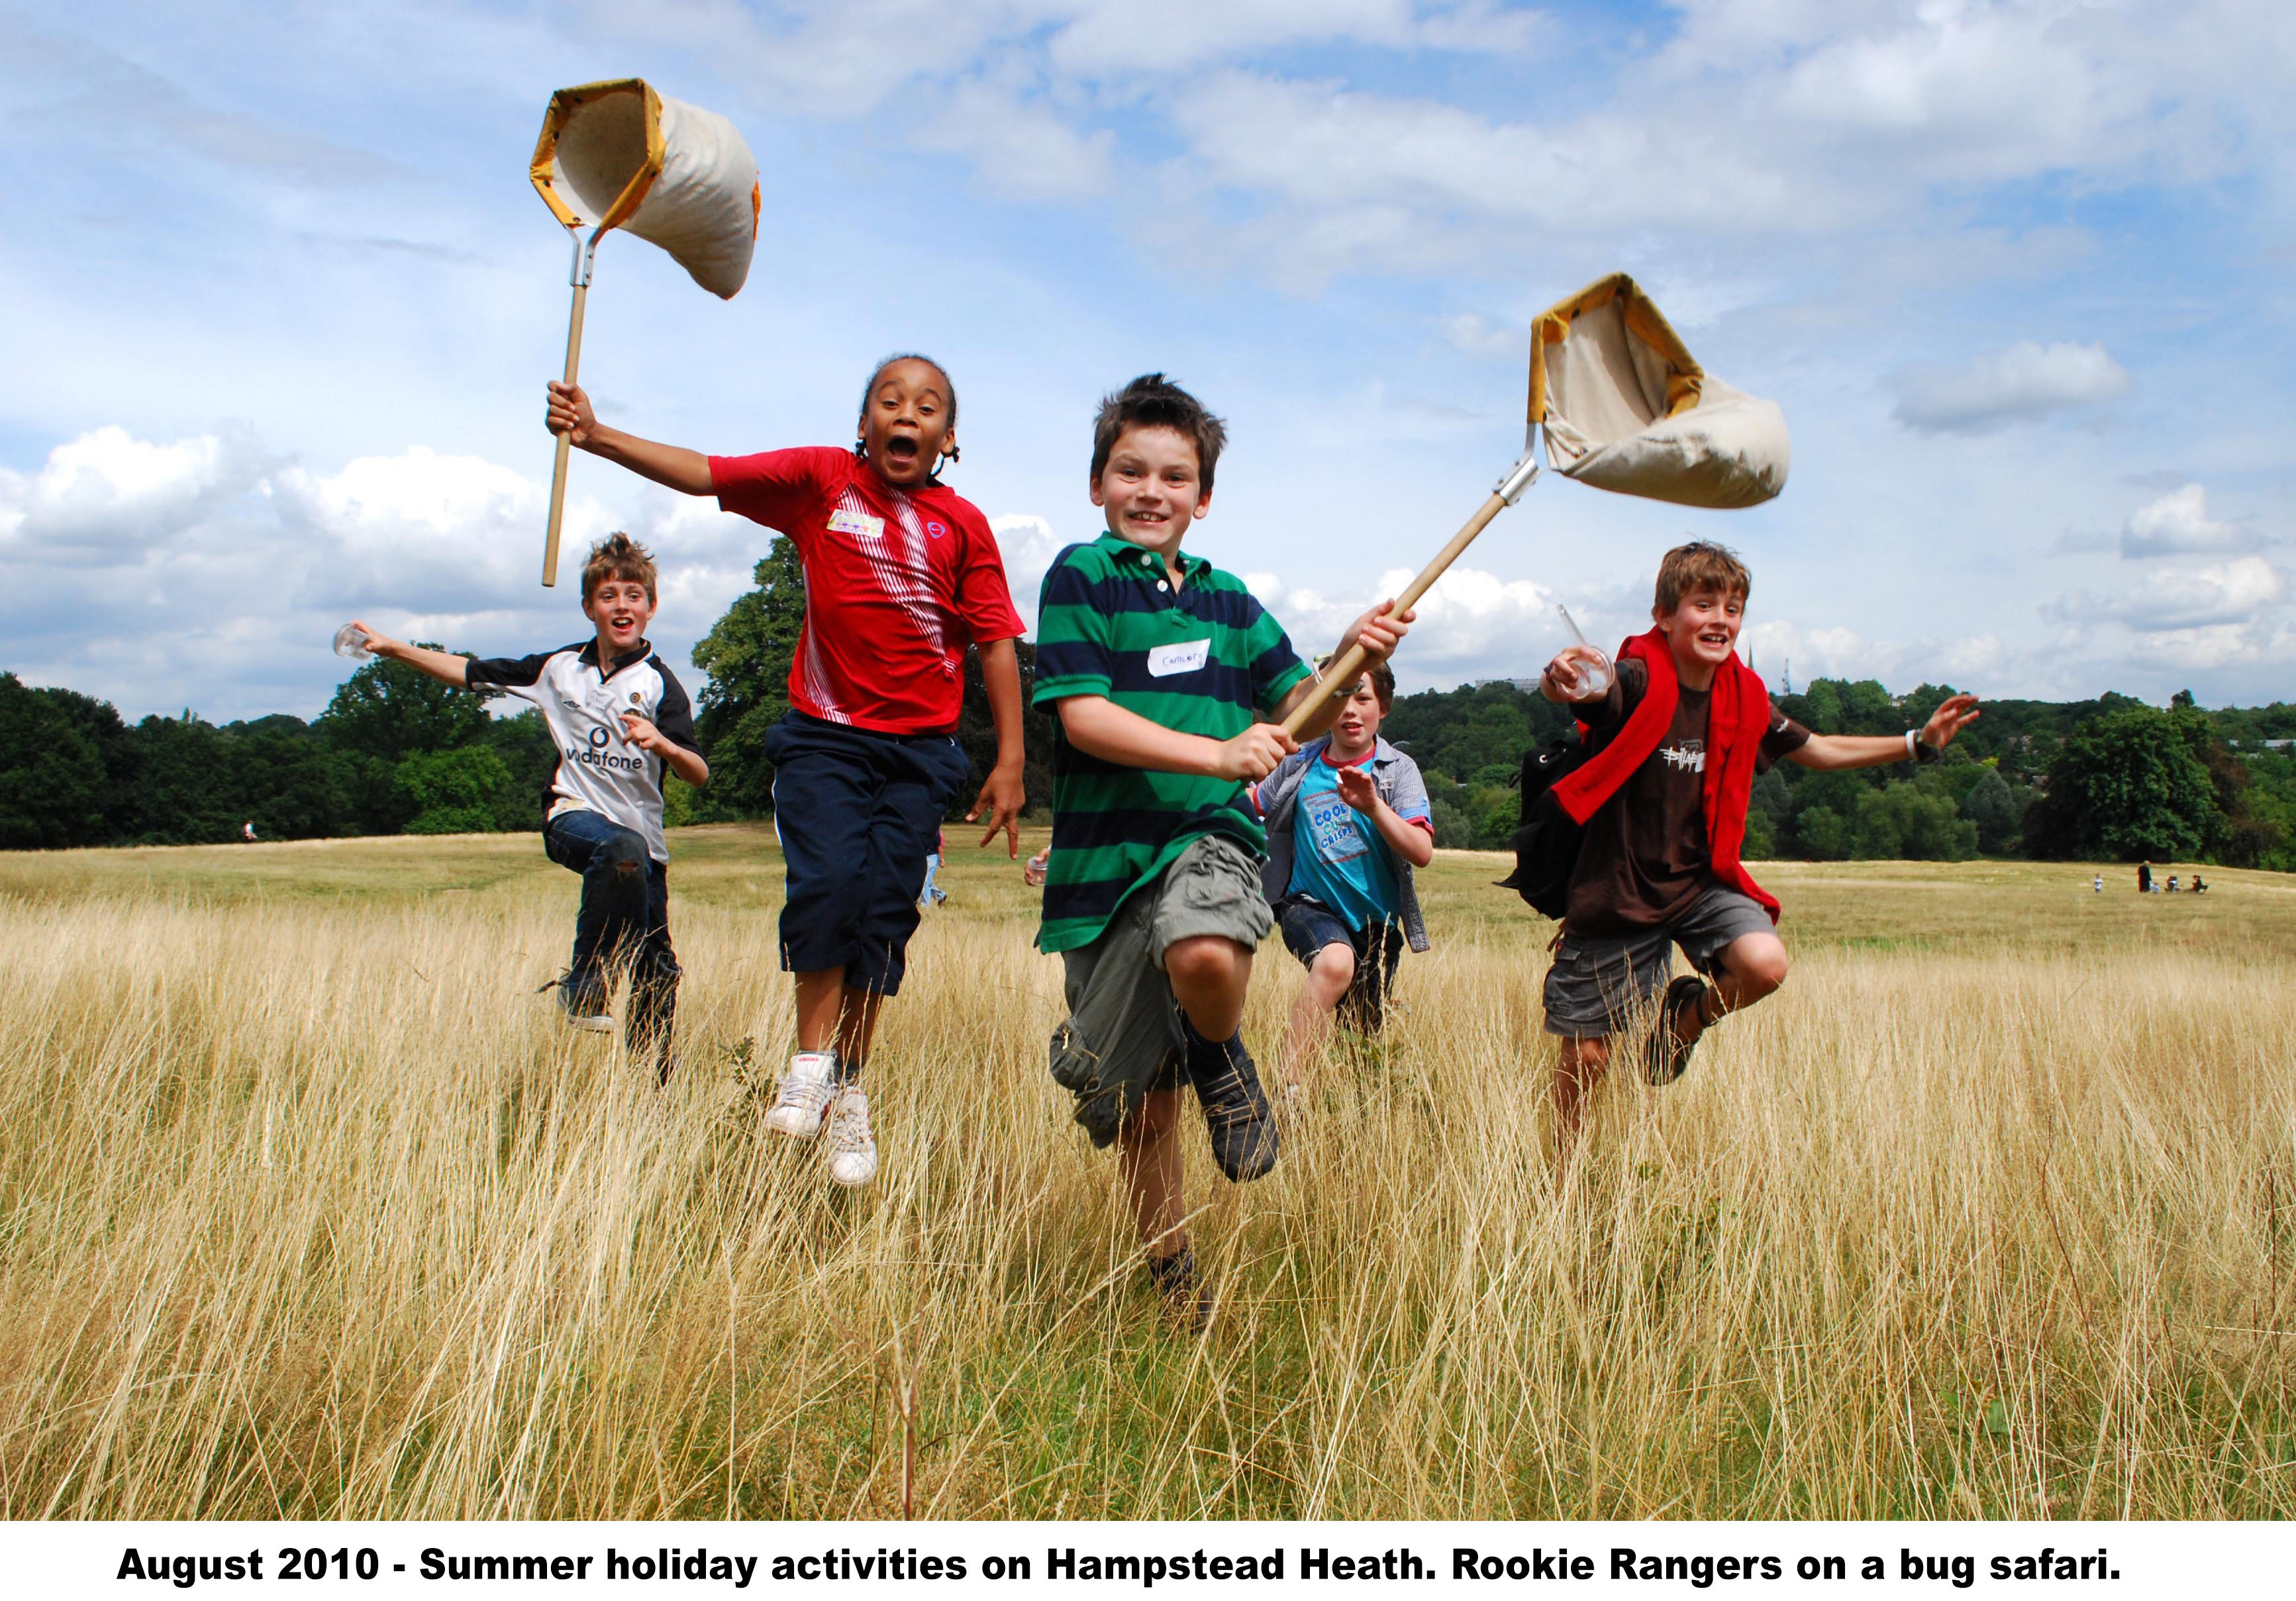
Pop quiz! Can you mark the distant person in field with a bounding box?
[242,820,257,843]
[547,355,1026,1189]
[1252,655,1434,1098]
[2138,860,2154,893]
[2191,874,2209,893]
[1538,541,1979,1153]
[2093,875,2104,894]
[1035,374,1412,1324]
[341,534,707,1081]
[2168,873,2180,893]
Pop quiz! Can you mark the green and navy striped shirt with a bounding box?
[1032,534,1311,953]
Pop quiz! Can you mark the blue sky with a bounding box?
[5,0,2293,722]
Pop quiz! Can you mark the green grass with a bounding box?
[3,828,2294,1518]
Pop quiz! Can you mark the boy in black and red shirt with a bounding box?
[1537,542,1980,1151]
[548,355,1027,1187]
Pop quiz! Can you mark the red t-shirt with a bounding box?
[709,447,1025,734]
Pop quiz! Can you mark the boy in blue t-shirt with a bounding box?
[1255,657,1434,1094]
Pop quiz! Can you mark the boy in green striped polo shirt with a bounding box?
[1035,373,1413,1321]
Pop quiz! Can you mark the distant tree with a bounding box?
[1750,766,1794,851]
[2023,705,2221,860]
[1850,782,1976,860]
[226,725,352,840]
[1465,783,1518,850]
[1428,798,1472,849]
[689,538,806,819]
[954,639,1058,822]
[1793,679,1844,735]
[0,673,109,849]
[1741,806,1779,860]
[1961,768,2020,853]
[316,648,496,765]
[481,707,559,832]
[124,713,243,844]
[395,746,513,834]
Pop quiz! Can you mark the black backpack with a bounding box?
[1495,734,1603,918]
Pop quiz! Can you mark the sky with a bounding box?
[4,0,2294,724]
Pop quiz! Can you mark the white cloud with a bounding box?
[2119,483,2263,558]
[1434,312,1523,359]
[918,80,1115,200]
[1255,562,1559,687]
[990,513,1072,627]
[2048,556,2288,632]
[0,424,270,559]
[1890,341,2131,434]
[0,423,760,720]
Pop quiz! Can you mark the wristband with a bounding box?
[1904,730,1917,760]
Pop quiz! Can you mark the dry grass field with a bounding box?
[4,826,2295,1520]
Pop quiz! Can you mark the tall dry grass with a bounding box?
[3,836,2294,1518]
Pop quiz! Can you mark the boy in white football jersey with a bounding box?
[344,533,709,1078]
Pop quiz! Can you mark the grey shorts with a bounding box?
[1541,884,1775,1038]
[1057,833,1274,1100]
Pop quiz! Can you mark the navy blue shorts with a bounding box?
[1275,895,1405,1037]
[764,712,972,996]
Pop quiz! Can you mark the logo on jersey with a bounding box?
[924,520,948,539]
[828,508,885,539]
[1660,742,1706,773]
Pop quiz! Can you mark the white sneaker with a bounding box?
[763,1051,836,1138]
[824,1088,879,1188]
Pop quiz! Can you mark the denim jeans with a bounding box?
[542,809,680,1075]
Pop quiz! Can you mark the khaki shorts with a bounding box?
[1052,834,1273,1138]
[1541,883,1775,1038]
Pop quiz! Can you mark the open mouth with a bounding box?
[883,435,921,467]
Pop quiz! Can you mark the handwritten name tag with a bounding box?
[827,508,885,538]
[1148,640,1211,677]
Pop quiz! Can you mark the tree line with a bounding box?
[6,536,2292,867]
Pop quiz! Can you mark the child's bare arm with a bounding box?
[1788,693,1981,771]
[621,714,709,787]
[966,638,1028,857]
[546,382,715,496]
[1058,696,1296,782]
[349,623,469,688]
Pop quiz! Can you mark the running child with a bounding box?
[342,532,708,1079]
[1537,541,1979,1149]
[1254,655,1434,1096]
[1035,373,1411,1322]
[546,355,1028,1187]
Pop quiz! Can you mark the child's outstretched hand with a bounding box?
[1921,693,1982,750]
[968,763,1026,857]
[546,381,597,447]
[1334,765,1378,814]
[1343,599,1416,664]
[1540,646,1607,704]
[345,620,402,659]
[1217,723,1297,783]
[620,712,674,755]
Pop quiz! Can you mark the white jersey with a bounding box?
[465,640,699,863]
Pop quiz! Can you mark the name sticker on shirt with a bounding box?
[826,508,885,539]
[1147,639,1210,677]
